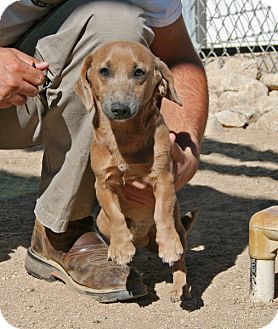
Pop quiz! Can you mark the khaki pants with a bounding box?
[0,0,154,232]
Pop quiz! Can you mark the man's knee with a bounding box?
[74,0,154,47]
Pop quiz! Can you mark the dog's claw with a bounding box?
[158,238,183,266]
[108,242,136,267]
[170,295,181,303]
[170,284,191,303]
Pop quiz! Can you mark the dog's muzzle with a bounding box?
[111,103,131,120]
[103,100,139,121]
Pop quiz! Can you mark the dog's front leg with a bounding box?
[153,173,183,266]
[95,178,136,267]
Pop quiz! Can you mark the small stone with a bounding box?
[242,80,268,99]
[256,95,278,115]
[260,73,278,91]
[205,114,225,134]
[215,110,248,128]
[223,56,259,79]
[227,105,259,123]
[269,90,278,98]
[218,91,249,110]
[255,109,278,132]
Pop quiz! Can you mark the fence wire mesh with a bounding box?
[182,0,278,73]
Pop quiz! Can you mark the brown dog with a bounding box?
[75,41,196,302]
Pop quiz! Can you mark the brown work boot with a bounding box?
[25,217,147,303]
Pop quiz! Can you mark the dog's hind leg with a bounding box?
[170,208,197,302]
[153,174,184,265]
[170,261,191,302]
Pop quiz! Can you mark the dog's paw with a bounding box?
[158,236,183,266]
[108,241,136,267]
[170,284,191,303]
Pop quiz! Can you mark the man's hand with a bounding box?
[122,133,199,206]
[0,48,48,108]
[169,132,199,191]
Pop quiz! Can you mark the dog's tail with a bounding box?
[181,209,199,233]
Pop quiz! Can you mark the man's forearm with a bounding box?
[150,15,208,156]
[160,60,208,155]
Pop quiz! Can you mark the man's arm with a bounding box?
[150,15,209,190]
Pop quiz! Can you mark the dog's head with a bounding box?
[75,41,181,121]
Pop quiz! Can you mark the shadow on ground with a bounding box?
[0,138,277,310]
[133,185,275,310]
[0,170,38,262]
[132,138,277,309]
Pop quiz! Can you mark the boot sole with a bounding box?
[25,248,147,303]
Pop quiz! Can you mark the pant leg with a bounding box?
[0,0,154,232]
[0,102,42,149]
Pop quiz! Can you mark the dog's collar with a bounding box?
[117,163,152,172]
[117,163,153,185]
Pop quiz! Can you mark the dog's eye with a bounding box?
[99,67,110,77]
[134,68,145,78]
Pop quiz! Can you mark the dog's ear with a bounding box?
[75,55,94,111]
[155,58,182,106]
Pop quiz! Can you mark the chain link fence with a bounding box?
[182,0,278,73]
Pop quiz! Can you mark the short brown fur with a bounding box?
[75,41,196,302]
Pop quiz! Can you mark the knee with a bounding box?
[82,0,154,47]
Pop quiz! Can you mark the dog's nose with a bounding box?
[111,103,131,120]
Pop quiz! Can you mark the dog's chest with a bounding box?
[116,161,153,186]
[127,218,155,247]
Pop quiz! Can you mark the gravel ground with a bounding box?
[0,126,277,329]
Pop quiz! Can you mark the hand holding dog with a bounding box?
[0,48,48,108]
[122,132,199,206]
[169,132,199,191]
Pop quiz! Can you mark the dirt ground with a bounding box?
[0,126,277,329]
